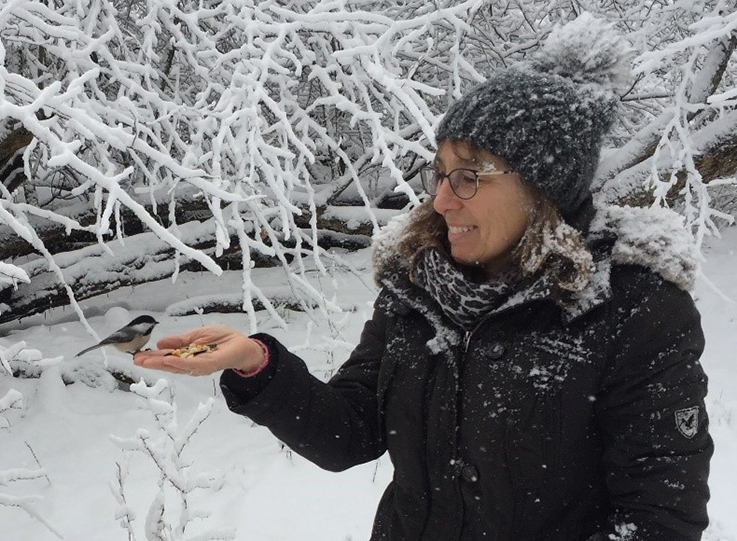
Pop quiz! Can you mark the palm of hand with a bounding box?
[133,325,262,376]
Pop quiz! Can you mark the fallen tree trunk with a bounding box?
[0,195,393,262]
[0,208,385,324]
[597,112,737,208]
[0,220,221,325]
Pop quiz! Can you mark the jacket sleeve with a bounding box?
[593,268,713,541]
[219,302,390,472]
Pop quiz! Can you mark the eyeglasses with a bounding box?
[419,167,515,200]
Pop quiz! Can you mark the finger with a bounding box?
[158,352,219,375]
[183,364,216,377]
[161,366,191,375]
[132,358,189,375]
[135,346,220,373]
[155,356,217,376]
[155,326,229,350]
[133,344,212,376]
[183,353,222,375]
[134,352,186,371]
[156,334,194,350]
[133,349,174,364]
[156,331,209,350]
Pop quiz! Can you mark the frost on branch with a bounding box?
[0,261,29,289]
[110,379,235,541]
[0,380,62,538]
[1,1,735,327]
[0,0,489,329]
[0,339,63,379]
[595,3,737,246]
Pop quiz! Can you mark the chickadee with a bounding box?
[75,315,159,357]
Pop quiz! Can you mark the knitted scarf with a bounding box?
[412,249,522,331]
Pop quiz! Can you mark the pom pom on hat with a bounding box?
[529,12,632,88]
[435,13,632,222]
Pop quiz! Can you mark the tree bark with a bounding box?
[0,126,33,193]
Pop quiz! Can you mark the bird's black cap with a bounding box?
[129,315,159,326]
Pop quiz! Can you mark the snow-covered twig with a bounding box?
[1,0,735,328]
[0,340,63,379]
[111,459,139,541]
[0,0,486,326]
[110,379,235,541]
[597,2,737,241]
[0,493,64,539]
[0,381,63,538]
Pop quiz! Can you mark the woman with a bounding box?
[135,14,712,541]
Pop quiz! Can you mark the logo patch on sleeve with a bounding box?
[674,406,699,439]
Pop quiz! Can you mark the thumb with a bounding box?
[155,325,234,350]
[156,330,201,350]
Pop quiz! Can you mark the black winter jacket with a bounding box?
[220,206,712,541]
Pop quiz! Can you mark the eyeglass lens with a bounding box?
[421,168,478,199]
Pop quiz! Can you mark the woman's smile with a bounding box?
[447,224,478,241]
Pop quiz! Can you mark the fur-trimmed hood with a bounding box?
[372,204,699,321]
[587,205,698,291]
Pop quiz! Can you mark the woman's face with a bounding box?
[431,141,533,277]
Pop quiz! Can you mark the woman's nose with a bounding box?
[432,177,463,214]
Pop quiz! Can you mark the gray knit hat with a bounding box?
[435,14,631,220]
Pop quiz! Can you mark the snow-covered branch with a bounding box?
[110,379,234,541]
[0,0,493,326]
[0,493,63,539]
[596,0,737,242]
[1,0,735,324]
[0,340,62,378]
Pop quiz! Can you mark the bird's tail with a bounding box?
[75,343,102,357]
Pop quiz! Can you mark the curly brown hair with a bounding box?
[515,189,595,294]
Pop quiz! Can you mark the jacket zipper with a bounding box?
[464,304,509,352]
[463,319,486,352]
[464,330,472,352]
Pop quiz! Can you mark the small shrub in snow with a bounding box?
[111,378,235,541]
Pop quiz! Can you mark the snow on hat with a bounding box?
[435,13,632,220]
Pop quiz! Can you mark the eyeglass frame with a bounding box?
[419,166,517,200]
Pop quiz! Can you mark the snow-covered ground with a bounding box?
[1,228,736,541]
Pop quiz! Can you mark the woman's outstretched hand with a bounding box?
[133,325,265,376]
